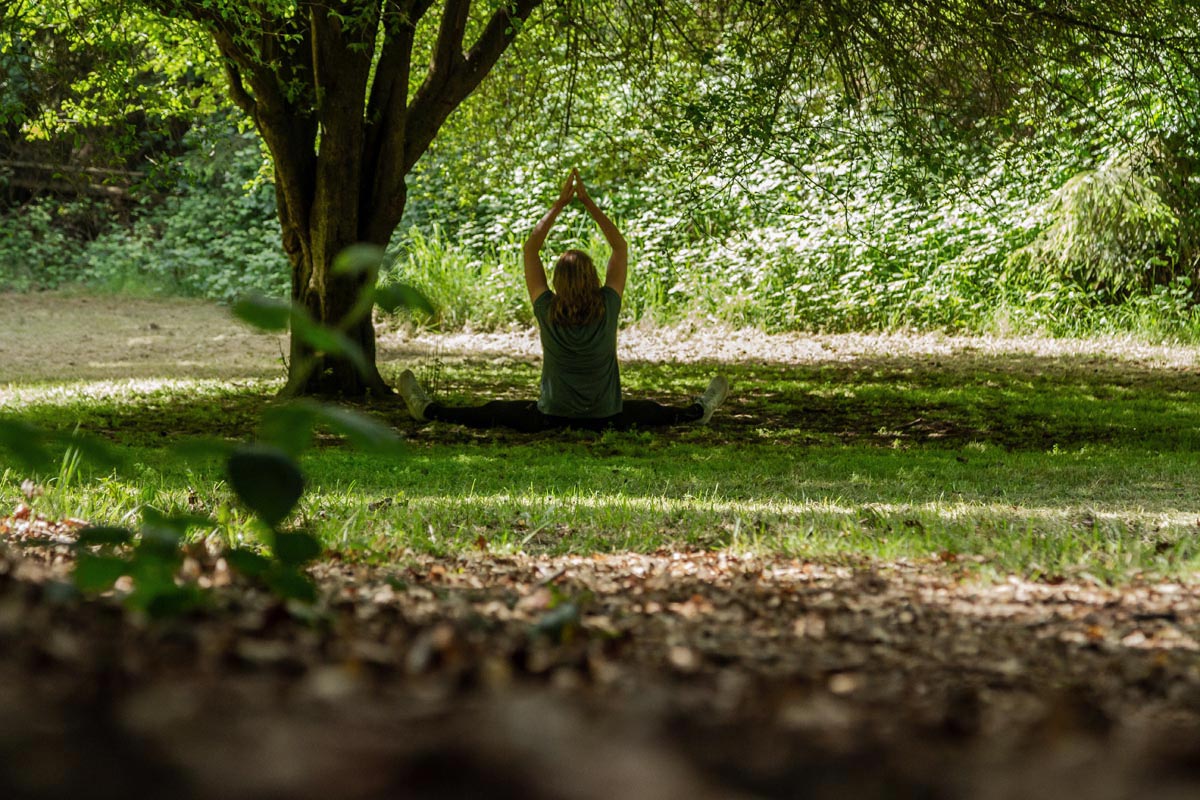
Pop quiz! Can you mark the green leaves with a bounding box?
[224,544,317,602]
[1008,155,1181,296]
[224,548,271,577]
[332,243,386,277]
[233,294,370,373]
[232,295,291,331]
[263,566,318,604]
[73,553,129,593]
[232,272,433,382]
[226,444,305,529]
[273,530,322,566]
[259,400,401,457]
[375,281,435,316]
[290,312,371,374]
[0,419,119,474]
[53,244,423,616]
[305,403,401,453]
[76,526,134,547]
[70,509,201,615]
[0,418,53,472]
[257,403,318,456]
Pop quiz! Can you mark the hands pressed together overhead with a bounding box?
[555,168,593,209]
[526,166,628,300]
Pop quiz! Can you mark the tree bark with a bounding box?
[281,246,394,398]
[277,3,388,398]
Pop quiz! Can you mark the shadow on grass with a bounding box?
[403,351,1200,452]
[4,346,1198,575]
[8,347,1199,453]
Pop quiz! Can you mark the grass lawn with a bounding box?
[3,294,1197,583]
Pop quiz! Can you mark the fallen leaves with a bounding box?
[5,515,1200,797]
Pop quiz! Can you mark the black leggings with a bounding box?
[425,399,704,432]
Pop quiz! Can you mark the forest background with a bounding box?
[3,1,1199,341]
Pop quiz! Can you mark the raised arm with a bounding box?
[575,175,628,296]
[523,171,577,303]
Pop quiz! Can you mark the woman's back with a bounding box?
[396,169,726,432]
[533,286,622,417]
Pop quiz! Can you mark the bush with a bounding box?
[0,116,288,301]
[4,64,1199,341]
[1007,154,1179,297]
[0,199,92,291]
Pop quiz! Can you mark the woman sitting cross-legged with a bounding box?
[398,169,728,433]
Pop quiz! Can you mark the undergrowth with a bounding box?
[4,107,1200,341]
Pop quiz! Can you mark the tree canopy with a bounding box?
[6,0,1200,395]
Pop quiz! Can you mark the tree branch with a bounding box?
[362,0,435,242]
[431,0,471,79]
[366,0,434,125]
[213,57,252,116]
[403,0,543,172]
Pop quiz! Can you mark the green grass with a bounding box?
[3,345,1199,582]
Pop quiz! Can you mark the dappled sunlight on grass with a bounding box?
[199,472,1188,589]
[0,377,280,408]
[2,303,1198,580]
[351,487,1199,551]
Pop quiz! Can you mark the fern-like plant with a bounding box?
[1009,154,1179,296]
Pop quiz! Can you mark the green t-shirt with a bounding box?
[532,287,622,418]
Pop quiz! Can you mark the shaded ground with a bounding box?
[6,509,1200,799]
[4,293,1200,797]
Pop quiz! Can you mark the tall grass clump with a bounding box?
[382,226,528,329]
[383,223,620,330]
[1007,154,1181,297]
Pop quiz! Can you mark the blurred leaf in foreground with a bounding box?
[226,445,305,529]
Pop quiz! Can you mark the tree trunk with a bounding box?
[183,0,542,399]
[280,248,393,398]
[269,9,394,401]
[276,172,401,399]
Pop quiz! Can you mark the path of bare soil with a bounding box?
[3,292,1200,798]
[3,291,1197,386]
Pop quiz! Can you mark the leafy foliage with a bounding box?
[381,10,1200,338]
[1010,155,1180,297]
[0,115,288,299]
[226,445,306,528]
[72,507,207,615]
[4,1,1200,343]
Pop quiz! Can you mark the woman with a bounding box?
[398,169,728,432]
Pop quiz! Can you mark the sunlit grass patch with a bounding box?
[8,433,1196,582]
[2,334,1198,582]
[0,377,279,409]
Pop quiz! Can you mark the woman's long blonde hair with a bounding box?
[549,249,604,326]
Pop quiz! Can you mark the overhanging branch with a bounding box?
[403,0,543,172]
[220,59,256,119]
[362,2,432,241]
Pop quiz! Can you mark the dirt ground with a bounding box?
[4,292,1200,799]
[5,512,1200,800]
[2,291,1196,386]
